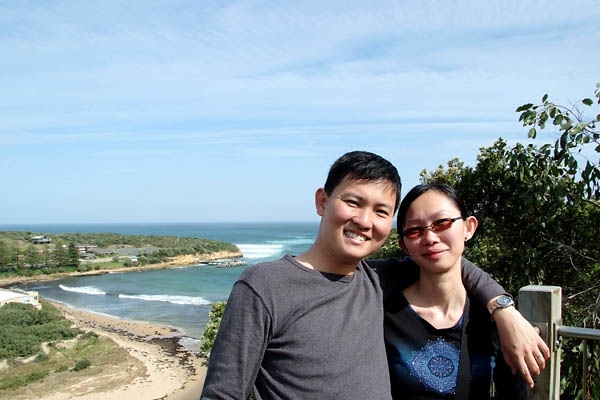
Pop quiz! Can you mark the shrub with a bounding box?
[0,303,55,327]
[0,303,79,360]
[73,358,91,371]
[199,302,226,366]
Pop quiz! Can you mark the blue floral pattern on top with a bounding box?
[410,338,459,395]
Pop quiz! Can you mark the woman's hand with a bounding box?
[492,305,551,388]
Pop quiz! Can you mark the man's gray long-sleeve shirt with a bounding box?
[200,255,504,400]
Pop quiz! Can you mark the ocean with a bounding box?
[5,222,319,350]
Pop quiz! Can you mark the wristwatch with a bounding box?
[487,295,515,315]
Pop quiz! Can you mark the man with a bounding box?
[201,151,547,399]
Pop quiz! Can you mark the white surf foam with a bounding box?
[236,243,284,259]
[118,294,210,306]
[59,285,106,296]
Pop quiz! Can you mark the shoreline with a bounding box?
[0,250,242,288]
[34,299,207,400]
[0,251,232,398]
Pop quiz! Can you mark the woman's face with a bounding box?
[400,190,477,274]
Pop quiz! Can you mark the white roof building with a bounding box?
[0,289,42,310]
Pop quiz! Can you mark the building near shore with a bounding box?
[30,235,52,244]
[0,288,42,310]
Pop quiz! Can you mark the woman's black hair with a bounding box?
[397,183,467,231]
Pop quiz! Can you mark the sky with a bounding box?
[1,0,599,224]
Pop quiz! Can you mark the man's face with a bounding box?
[316,177,396,265]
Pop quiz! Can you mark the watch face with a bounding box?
[498,296,513,306]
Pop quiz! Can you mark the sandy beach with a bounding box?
[0,251,241,398]
[25,300,207,400]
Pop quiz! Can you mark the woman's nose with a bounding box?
[420,227,440,244]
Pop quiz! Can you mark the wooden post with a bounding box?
[518,285,562,400]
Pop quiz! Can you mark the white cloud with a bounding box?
[0,0,598,223]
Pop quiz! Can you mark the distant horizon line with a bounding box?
[0,220,321,226]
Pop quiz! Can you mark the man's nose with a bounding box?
[353,208,373,228]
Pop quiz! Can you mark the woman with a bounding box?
[384,183,529,399]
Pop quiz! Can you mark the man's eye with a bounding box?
[376,209,390,217]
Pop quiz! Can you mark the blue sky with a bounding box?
[1,0,599,224]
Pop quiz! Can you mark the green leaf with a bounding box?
[560,132,568,149]
[516,103,534,112]
[554,115,563,125]
[542,94,548,103]
[583,135,591,144]
[528,127,537,138]
[582,98,593,106]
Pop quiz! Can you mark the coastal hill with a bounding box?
[0,231,243,286]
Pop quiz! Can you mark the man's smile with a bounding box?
[344,230,369,242]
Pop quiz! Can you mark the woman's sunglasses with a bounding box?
[402,216,464,239]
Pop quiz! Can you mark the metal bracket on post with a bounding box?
[552,320,563,352]
[529,321,550,347]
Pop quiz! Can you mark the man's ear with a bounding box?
[315,188,328,216]
[464,216,479,241]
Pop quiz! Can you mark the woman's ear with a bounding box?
[464,216,479,241]
[315,188,327,216]
[398,237,409,254]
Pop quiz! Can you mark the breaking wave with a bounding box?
[118,294,210,306]
[58,285,107,296]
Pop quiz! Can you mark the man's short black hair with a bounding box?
[324,151,402,212]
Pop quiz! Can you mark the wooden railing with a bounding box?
[519,285,600,400]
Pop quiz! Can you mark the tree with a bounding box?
[24,245,41,268]
[67,243,80,268]
[52,241,68,268]
[421,138,599,324]
[0,241,12,270]
[516,82,600,202]
[513,83,600,399]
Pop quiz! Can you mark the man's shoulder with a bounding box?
[238,255,297,284]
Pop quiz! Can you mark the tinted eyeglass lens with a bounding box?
[403,218,457,239]
[432,218,454,231]
[403,228,422,239]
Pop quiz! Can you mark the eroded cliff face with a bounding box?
[163,250,244,266]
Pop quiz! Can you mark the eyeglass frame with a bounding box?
[401,216,465,239]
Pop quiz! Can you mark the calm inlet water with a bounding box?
[5,222,318,348]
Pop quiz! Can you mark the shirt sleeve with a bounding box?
[366,257,420,299]
[200,281,272,400]
[461,257,507,307]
